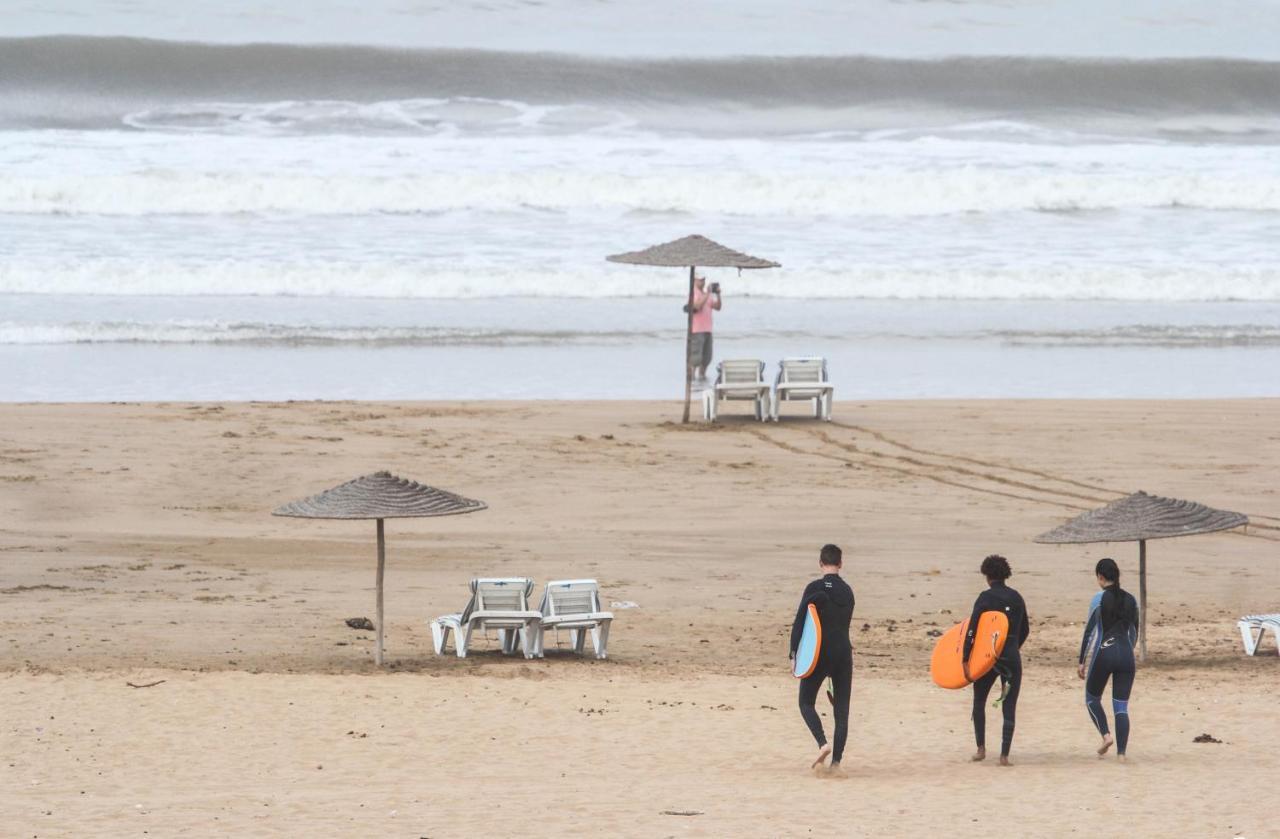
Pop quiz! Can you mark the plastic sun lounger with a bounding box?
[772,356,833,422]
[430,577,543,659]
[703,359,771,422]
[1238,613,1280,656]
[533,579,615,659]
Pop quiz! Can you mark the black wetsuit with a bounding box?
[790,573,854,762]
[962,580,1030,758]
[1080,585,1139,755]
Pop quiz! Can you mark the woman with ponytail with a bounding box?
[1078,557,1140,761]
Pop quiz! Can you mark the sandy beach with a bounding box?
[1,399,1277,836]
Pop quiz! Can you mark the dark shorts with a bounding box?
[689,332,713,368]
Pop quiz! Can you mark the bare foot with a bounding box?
[1117,754,1127,764]
[971,747,986,762]
[1097,734,1113,757]
[998,756,1012,767]
[810,744,832,769]
[825,762,848,779]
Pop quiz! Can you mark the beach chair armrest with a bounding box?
[467,609,543,623]
[775,382,833,394]
[541,612,614,628]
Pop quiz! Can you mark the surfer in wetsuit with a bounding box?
[1078,557,1139,761]
[962,554,1030,766]
[789,543,854,775]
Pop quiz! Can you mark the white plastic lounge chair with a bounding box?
[1238,614,1280,656]
[704,359,770,422]
[533,579,614,659]
[772,357,833,421]
[430,577,543,659]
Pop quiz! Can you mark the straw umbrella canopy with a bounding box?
[273,471,486,666]
[1034,490,1247,660]
[607,235,780,423]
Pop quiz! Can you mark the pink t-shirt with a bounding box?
[691,288,715,333]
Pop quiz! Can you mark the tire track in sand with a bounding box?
[834,422,1280,527]
[825,423,1280,535]
[811,427,1112,505]
[742,424,1280,541]
[831,421,1119,496]
[743,425,1093,512]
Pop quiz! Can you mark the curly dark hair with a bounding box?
[980,554,1011,580]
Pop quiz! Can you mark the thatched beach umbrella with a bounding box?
[607,235,780,423]
[273,471,486,666]
[1035,490,1247,660]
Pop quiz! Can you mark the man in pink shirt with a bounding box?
[688,274,722,381]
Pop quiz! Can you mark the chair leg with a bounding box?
[593,620,612,659]
[457,624,473,658]
[431,621,447,655]
[522,623,538,659]
[823,391,833,421]
[571,628,586,654]
[1240,622,1259,655]
[1265,623,1280,656]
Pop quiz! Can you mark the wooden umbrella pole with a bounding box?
[375,517,386,666]
[682,264,696,423]
[1138,538,1147,662]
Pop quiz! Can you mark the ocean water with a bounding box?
[2,1,1279,401]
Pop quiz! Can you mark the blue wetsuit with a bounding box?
[962,580,1030,758]
[1080,585,1139,754]
[790,574,854,762]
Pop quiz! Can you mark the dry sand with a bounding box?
[1,399,1278,837]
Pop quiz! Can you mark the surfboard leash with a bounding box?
[990,630,1010,708]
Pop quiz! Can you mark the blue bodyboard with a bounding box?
[792,603,822,679]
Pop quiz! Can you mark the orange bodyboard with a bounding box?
[930,611,1010,689]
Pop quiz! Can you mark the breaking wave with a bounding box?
[4,37,1280,132]
[2,260,1275,301]
[4,169,1279,216]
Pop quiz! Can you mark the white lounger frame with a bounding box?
[430,577,543,659]
[772,357,833,421]
[533,579,614,659]
[1238,613,1280,656]
[704,359,771,422]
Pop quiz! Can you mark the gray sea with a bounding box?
[2,0,1279,400]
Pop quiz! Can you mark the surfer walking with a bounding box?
[789,544,854,776]
[1078,557,1139,762]
[962,554,1030,766]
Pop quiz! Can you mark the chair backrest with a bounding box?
[718,359,765,385]
[540,579,601,618]
[778,357,828,385]
[463,577,534,620]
